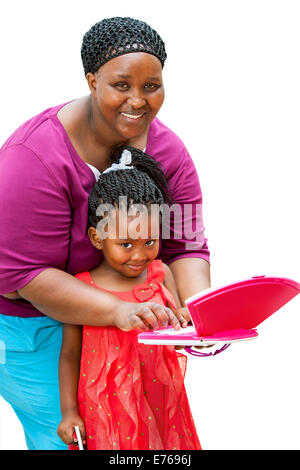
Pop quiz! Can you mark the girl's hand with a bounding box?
[174,308,190,350]
[174,307,191,327]
[113,301,182,332]
[173,308,215,350]
[57,411,86,447]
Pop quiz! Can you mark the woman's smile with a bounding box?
[87,52,164,142]
[120,111,146,121]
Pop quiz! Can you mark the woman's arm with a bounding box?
[168,257,211,304]
[57,324,86,446]
[164,263,190,350]
[163,263,190,326]
[18,268,118,326]
[168,258,213,350]
[163,263,182,308]
[2,291,22,300]
[18,268,182,330]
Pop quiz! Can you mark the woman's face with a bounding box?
[87,52,165,142]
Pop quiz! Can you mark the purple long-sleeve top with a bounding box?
[0,103,210,317]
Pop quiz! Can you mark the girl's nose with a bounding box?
[131,249,147,262]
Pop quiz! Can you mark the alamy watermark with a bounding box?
[95,196,205,250]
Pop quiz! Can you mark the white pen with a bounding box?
[74,425,84,450]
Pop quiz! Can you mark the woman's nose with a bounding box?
[126,90,146,108]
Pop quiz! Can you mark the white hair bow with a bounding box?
[102,149,133,174]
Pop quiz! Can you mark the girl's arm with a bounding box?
[57,324,86,446]
[59,324,82,416]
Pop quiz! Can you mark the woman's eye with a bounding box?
[145,240,155,246]
[121,242,132,248]
[144,83,158,90]
[114,82,129,90]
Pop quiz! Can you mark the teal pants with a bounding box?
[0,315,68,450]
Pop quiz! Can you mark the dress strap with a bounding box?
[75,262,177,309]
[132,260,177,309]
[146,259,165,283]
[75,271,94,285]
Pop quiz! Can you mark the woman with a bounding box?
[0,17,210,450]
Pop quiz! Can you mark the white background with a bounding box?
[0,0,299,450]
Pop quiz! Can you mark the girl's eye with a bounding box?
[121,242,132,248]
[145,240,155,247]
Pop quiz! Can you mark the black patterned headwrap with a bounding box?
[81,17,167,75]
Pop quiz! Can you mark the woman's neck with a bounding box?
[57,96,148,171]
[57,96,123,171]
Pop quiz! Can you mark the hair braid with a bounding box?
[88,146,172,228]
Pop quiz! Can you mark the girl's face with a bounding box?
[87,52,164,143]
[88,208,160,278]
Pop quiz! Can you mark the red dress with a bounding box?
[75,260,201,450]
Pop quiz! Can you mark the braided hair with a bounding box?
[88,146,172,229]
[81,17,167,75]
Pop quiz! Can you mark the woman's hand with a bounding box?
[57,411,86,447]
[113,301,183,332]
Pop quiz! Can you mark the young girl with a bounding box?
[57,146,201,450]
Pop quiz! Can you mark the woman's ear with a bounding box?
[88,227,103,250]
[86,72,98,96]
[86,70,102,97]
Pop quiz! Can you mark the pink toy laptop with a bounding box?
[138,276,300,355]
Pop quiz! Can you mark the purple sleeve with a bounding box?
[160,146,210,265]
[0,144,71,294]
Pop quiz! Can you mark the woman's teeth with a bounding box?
[121,112,144,120]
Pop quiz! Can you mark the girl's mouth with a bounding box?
[126,263,145,271]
